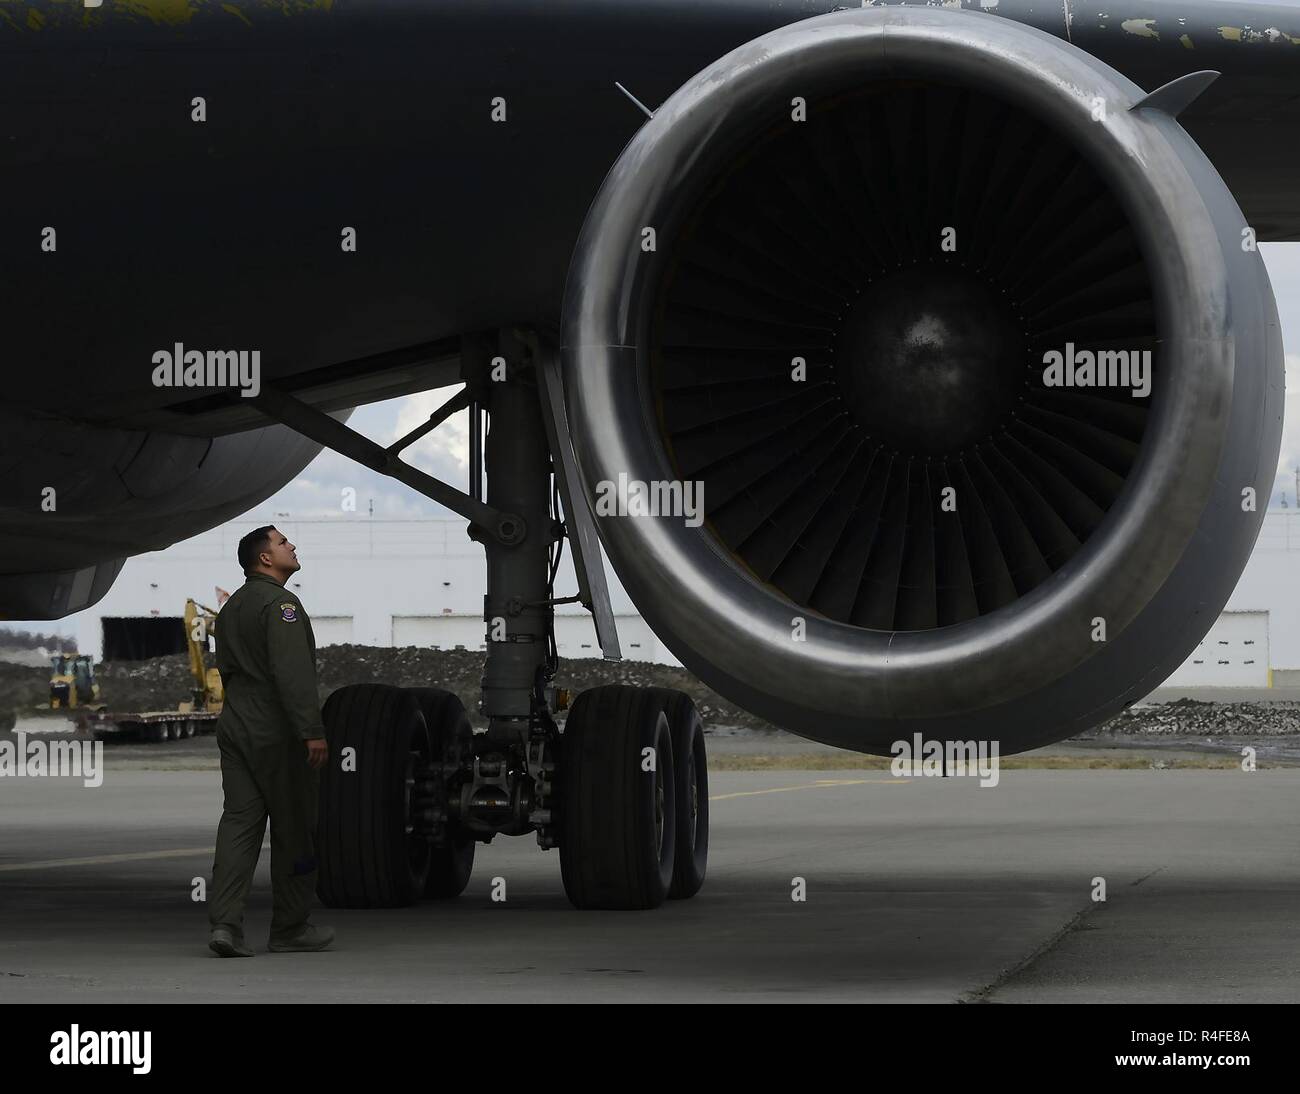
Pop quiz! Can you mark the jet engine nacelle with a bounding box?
[562,7,1283,754]
[0,408,333,619]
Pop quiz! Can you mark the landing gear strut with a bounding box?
[255,328,709,910]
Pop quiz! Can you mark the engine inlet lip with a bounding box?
[562,7,1234,723]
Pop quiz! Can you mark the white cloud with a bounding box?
[241,394,470,521]
[391,394,472,479]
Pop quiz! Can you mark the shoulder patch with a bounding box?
[279,602,298,623]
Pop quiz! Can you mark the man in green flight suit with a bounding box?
[207,525,334,957]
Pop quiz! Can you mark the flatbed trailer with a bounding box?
[73,709,219,743]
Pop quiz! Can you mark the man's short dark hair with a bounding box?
[238,526,277,573]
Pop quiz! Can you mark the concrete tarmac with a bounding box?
[0,767,1296,1003]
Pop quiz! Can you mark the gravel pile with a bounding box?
[7,645,768,730]
[314,644,769,729]
[6,647,1300,739]
[1096,698,1300,738]
[0,662,50,714]
[93,656,203,713]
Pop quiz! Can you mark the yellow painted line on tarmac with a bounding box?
[0,846,222,872]
[709,778,904,801]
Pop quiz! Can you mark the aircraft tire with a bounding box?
[647,689,709,900]
[559,685,676,909]
[318,683,432,908]
[406,688,476,899]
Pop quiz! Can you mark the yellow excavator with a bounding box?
[181,598,223,716]
[49,653,99,710]
[74,598,224,742]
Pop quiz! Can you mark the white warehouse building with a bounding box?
[70,518,674,666]
[66,512,1300,688]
